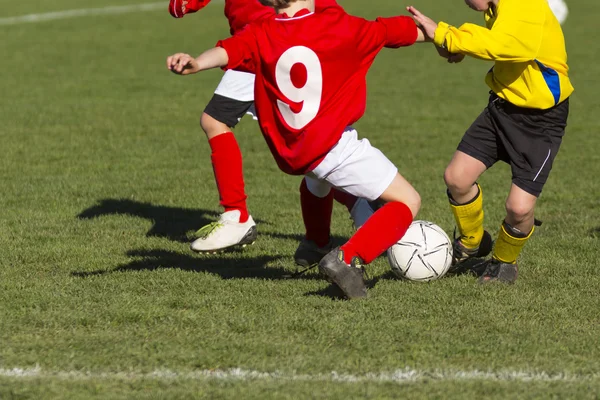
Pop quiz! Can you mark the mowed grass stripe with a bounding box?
[1,0,599,398]
[3,367,600,383]
[0,2,175,25]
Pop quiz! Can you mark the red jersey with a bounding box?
[178,0,342,37]
[217,7,418,175]
[224,0,274,35]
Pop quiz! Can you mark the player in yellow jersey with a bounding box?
[408,0,573,283]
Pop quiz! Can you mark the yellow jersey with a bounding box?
[433,0,574,109]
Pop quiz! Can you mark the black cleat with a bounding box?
[450,230,493,271]
[476,259,518,284]
[318,247,367,299]
[294,239,334,268]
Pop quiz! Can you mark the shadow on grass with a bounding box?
[589,227,600,238]
[305,284,346,300]
[72,249,325,281]
[76,199,359,298]
[264,231,350,247]
[305,270,395,300]
[77,199,269,243]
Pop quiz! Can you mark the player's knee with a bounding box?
[401,189,421,218]
[505,198,534,224]
[408,192,421,218]
[379,175,421,217]
[444,165,472,195]
[200,113,229,139]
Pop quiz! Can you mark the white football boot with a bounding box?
[190,210,257,253]
[350,197,376,229]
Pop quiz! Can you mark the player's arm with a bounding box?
[169,0,211,18]
[352,14,427,65]
[376,16,425,47]
[167,25,258,75]
[167,48,229,75]
[215,26,259,74]
[415,25,429,43]
[409,5,543,62]
[434,22,542,62]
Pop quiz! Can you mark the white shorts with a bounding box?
[306,128,398,201]
[214,70,255,102]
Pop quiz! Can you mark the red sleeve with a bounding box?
[216,25,258,74]
[375,16,418,48]
[353,15,418,59]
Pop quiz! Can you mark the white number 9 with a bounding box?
[275,46,323,130]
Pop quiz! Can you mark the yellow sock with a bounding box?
[493,223,534,264]
[449,184,484,249]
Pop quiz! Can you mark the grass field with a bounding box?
[1,0,599,398]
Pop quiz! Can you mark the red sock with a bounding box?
[341,202,413,264]
[209,132,249,223]
[333,189,358,213]
[300,178,333,248]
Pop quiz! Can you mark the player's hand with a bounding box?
[167,53,200,75]
[407,6,437,40]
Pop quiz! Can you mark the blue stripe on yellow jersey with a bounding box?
[433,0,574,109]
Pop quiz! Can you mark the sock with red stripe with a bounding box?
[300,178,333,248]
[209,132,249,223]
[341,202,413,264]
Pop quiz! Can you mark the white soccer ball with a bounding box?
[387,220,453,282]
[548,0,568,24]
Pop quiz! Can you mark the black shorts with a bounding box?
[203,94,255,128]
[458,94,569,197]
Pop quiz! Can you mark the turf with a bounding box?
[1,0,599,398]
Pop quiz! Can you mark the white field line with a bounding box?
[1,367,599,384]
[0,2,167,26]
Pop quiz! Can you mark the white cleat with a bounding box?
[190,210,257,253]
[350,197,375,230]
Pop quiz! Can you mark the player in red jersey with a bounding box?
[167,0,427,298]
[168,0,374,261]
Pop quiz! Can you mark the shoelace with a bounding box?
[349,257,370,281]
[285,241,333,279]
[286,257,369,280]
[285,263,318,279]
[195,222,223,239]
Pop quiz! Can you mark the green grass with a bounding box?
[1,0,600,398]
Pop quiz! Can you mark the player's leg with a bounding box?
[478,184,537,284]
[332,190,375,229]
[312,129,419,298]
[294,179,375,268]
[339,172,420,266]
[445,106,499,267]
[319,174,419,299]
[294,177,335,267]
[191,70,257,253]
[478,98,568,283]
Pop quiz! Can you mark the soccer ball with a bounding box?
[548,0,568,25]
[387,220,453,282]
